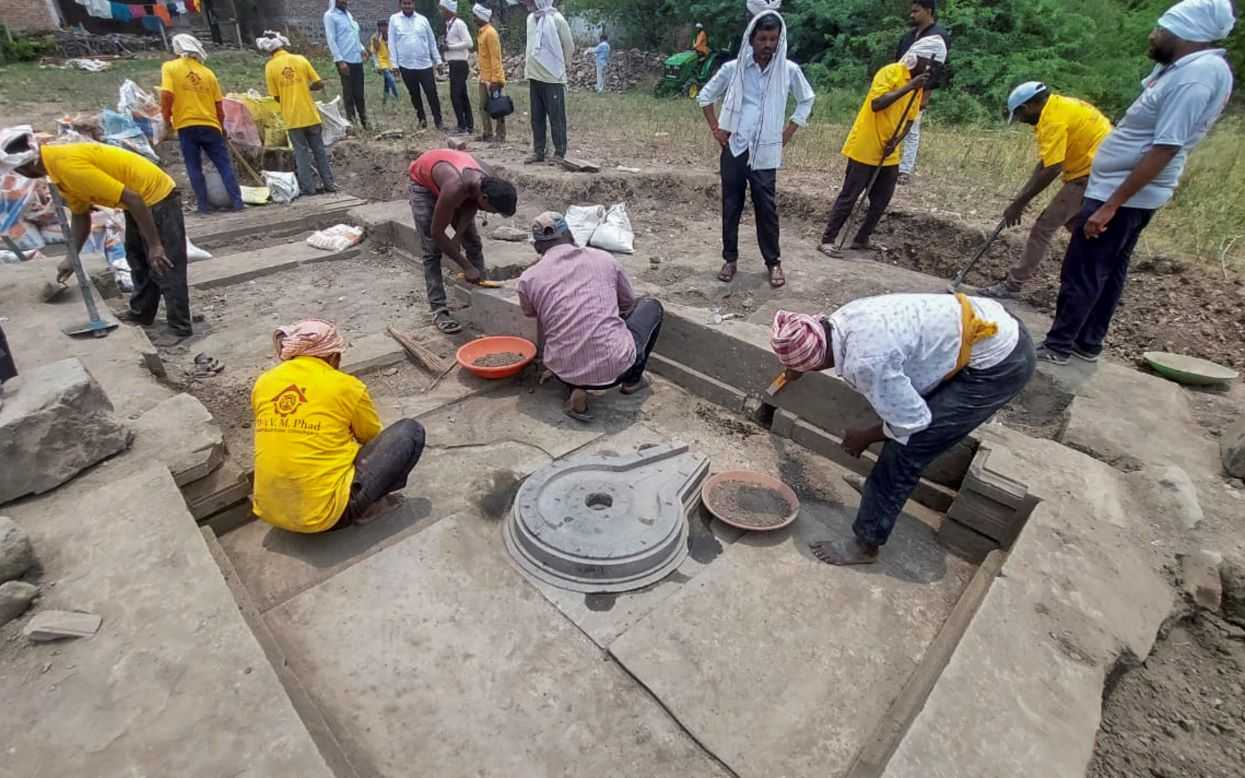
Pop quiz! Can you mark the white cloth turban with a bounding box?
[900,35,947,68]
[0,126,38,173]
[172,33,207,60]
[473,2,491,21]
[1158,0,1236,42]
[256,31,290,52]
[440,0,457,12]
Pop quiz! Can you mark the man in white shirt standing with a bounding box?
[440,0,475,135]
[389,0,444,130]
[696,0,815,290]
[523,0,574,163]
[769,294,1036,565]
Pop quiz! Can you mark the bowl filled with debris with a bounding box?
[456,335,537,379]
[701,470,800,532]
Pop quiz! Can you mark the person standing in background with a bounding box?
[389,0,444,130]
[523,0,574,164]
[370,20,400,106]
[588,32,610,93]
[694,22,709,57]
[474,3,507,143]
[324,0,369,131]
[159,34,243,213]
[259,32,336,195]
[894,0,948,185]
[441,0,475,135]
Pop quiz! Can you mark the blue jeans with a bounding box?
[380,69,399,99]
[177,125,242,212]
[853,322,1036,547]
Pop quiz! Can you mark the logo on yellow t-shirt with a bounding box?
[281,66,299,85]
[272,384,308,417]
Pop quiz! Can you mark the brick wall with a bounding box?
[273,0,450,45]
[2,0,61,32]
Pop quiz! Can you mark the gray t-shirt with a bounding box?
[1086,49,1233,210]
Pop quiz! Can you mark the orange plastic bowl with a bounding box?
[456,336,537,379]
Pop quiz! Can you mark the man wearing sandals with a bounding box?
[407,148,518,334]
[517,212,664,421]
[696,1,814,290]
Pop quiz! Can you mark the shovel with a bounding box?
[47,186,117,338]
[946,218,1007,293]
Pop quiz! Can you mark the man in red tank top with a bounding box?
[407,149,517,333]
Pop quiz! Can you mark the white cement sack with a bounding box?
[203,167,233,209]
[589,203,635,254]
[186,239,212,261]
[317,97,351,146]
[263,171,301,204]
[306,224,364,252]
[565,204,605,248]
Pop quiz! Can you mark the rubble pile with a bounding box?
[500,49,665,92]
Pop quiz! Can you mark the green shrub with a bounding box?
[1,30,56,63]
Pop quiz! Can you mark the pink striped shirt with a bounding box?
[517,244,637,387]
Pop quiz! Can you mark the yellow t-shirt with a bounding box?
[842,62,923,167]
[477,24,505,85]
[251,356,383,533]
[370,34,393,70]
[1034,94,1113,182]
[41,142,175,215]
[160,56,224,131]
[265,50,323,130]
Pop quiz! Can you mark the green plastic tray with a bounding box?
[1143,351,1239,386]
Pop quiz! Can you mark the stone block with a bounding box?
[0,515,35,582]
[0,580,38,625]
[338,332,406,376]
[1221,556,1245,627]
[1222,415,1245,478]
[130,393,225,487]
[936,517,999,564]
[1123,465,1203,531]
[0,358,132,503]
[181,460,250,522]
[1179,550,1223,611]
[23,609,102,641]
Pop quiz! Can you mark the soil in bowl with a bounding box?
[715,482,793,528]
[473,351,526,368]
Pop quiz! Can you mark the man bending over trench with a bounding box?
[769,294,1035,564]
[408,148,518,334]
[251,320,426,533]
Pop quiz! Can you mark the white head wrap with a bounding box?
[256,31,290,53]
[440,0,457,12]
[1157,0,1236,42]
[717,0,788,167]
[0,126,38,174]
[171,33,207,60]
[473,2,491,21]
[531,0,566,81]
[900,35,946,68]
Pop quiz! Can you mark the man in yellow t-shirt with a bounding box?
[819,36,946,257]
[258,32,336,195]
[252,320,426,533]
[976,82,1113,299]
[161,34,244,214]
[2,130,193,343]
[473,3,507,142]
[370,20,400,104]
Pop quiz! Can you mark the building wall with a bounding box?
[3,0,62,32]
[273,0,447,45]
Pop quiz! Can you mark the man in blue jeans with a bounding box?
[769,295,1035,565]
[160,34,243,213]
[1038,0,1235,365]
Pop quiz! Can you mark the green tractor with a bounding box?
[654,49,730,98]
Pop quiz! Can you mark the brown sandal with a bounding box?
[717,262,737,282]
[769,265,786,289]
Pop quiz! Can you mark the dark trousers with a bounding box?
[448,60,473,132]
[1043,198,1154,357]
[408,182,484,312]
[573,297,665,390]
[821,159,900,246]
[124,192,192,336]
[529,80,567,159]
[288,125,335,194]
[338,61,368,128]
[854,322,1036,547]
[720,148,780,267]
[178,125,243,213]
[337,419,426,526]
[399,66,442,127]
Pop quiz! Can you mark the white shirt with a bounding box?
[444,16,474,62]
[388,11,441,70]
[696,57,815,171]
[827,294,1020,445]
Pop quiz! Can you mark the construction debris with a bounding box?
[1222,415,1245,477]
[22,610,102,641]
[0,516,34,582]
[491,225,529,242]
[503,49,665,93]
[1180,550,1224,611]
[0,581,38,626]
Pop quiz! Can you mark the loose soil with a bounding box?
[1088,612,1245,778]
[473,351,525,368]
[710,482,794,529]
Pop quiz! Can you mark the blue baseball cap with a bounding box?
[1006,81,1048,123]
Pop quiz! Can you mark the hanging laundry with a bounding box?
[185,0,199,12]
[152,3,171,24]
[130,3,146,15]
[140,15,163,30]
[109,3,133,21]
[79,0,114,19]
[174,0,187,13]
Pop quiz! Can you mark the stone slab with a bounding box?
[266,512,731,778]
[610,499,975,778]
[130,393,225,486]
[1222,414,1245,477]
[184,192,366,245]
[0,357,132,503]
[338,331,407,376]
[190,242,362,289]
[181,459,250,521]
[0,466,332,778]
[22,609,101,640]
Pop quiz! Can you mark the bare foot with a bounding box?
[619,376,649,395]
[563,388,592,422]
[809,538,880,566]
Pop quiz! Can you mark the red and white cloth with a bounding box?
[769,309,827,372]
[274,319,347,361]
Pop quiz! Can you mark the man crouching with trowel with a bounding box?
[408,148,518,334]
[768,293,1035,565]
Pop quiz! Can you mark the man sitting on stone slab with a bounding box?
[768,294,1035,565]
[251,319,426,533]
[1,127,192,346]
[517,212,664,422]
[407,148,518,335]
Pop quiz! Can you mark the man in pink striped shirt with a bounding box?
[517,211,664,421]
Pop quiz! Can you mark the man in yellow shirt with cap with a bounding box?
[1,129,192,344]
[975,82,1112,299]
[258,32,337,195]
